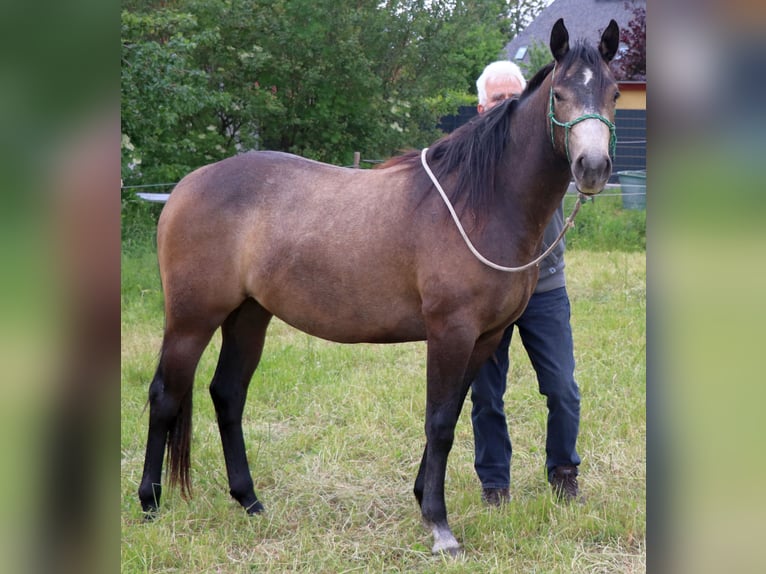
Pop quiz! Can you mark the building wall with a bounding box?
[617,81,646,110]
[612,81,646,177]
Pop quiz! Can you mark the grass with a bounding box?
[563,193,646,252]
[121,207,645,572]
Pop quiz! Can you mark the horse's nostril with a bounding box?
[574,154,589,178]
[576,154,611,179]
[603,158,612,180]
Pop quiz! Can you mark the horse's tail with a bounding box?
[167,382,193,499]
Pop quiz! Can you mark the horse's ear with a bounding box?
[599,20,619,62]
[550,18,569,62]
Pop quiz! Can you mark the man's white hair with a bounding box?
[476,61,527,106]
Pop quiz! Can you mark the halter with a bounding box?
[548,64,617,162]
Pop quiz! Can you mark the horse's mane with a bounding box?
[523,62,554,98]
[377,97,520,222]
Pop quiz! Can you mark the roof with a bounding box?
[504,0,645,65]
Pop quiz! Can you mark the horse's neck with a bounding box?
[492,92,572,254]
[509,85,571,196]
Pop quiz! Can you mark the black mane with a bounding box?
[523,62,554,100]
[376,97,521,222]
[425,96,518,220]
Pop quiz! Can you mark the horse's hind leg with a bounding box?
[209,298,273,514]
[138,324,216,516]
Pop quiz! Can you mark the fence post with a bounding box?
[353,151,360,169]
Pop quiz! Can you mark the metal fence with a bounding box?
[612,108,646,179]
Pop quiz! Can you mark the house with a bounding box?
[505,0,645,69]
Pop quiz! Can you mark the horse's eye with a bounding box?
[614,91,621,102]
[553,91,563,102]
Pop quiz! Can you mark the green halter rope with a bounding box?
[548,64,617,162]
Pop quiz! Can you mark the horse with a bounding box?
[138,18,620,556]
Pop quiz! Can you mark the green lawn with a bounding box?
[121,246,645,573]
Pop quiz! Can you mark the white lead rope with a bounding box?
[420,147,583,273]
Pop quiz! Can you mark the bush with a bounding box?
[121,190,163,253]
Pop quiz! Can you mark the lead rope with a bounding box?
[420,147,585,273]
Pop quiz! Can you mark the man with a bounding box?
[471,61,581,505]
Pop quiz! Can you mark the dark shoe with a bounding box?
[549,465,580,503]
[481,487,510,507]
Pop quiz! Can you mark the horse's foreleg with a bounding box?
[413,446,427,507]
[420,394,470,556]
[209,299,272,514]
[417,328,475,556]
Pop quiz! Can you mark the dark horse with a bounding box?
[139,19,620,555]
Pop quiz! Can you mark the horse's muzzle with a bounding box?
[572,151,612,195]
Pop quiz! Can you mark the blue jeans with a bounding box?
[470,286,581,489]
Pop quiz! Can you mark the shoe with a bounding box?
[549,465,580,503]
[481,487,510,507]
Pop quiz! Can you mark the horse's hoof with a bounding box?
[141,499,159,522]
[245,500,265,515]
[142,510,158,523]
[432,545,464,558]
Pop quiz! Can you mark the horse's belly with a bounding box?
[266,292,427,344]
[250,264,426,344]
[284,314,426,344]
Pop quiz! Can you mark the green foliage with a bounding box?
[121,191,162,253]
[121,0,514,181]
[506,0,548,37]
[519,39,552,79]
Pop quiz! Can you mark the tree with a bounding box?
[121,0,513,182]
[519,39,552,78]
[506,0,548,38]
[121,9,224,184]
[612,1,645,81]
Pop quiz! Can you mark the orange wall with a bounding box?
[617,82,646,110]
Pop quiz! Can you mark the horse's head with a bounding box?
[548,18,620,195]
